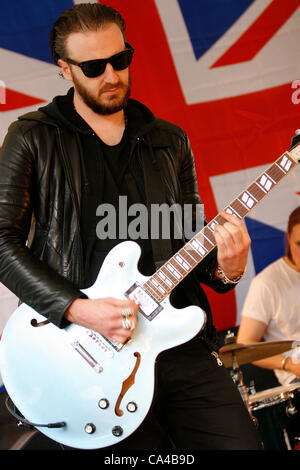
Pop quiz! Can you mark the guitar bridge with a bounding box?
[125,283,163,321]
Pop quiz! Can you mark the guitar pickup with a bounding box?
[125,283,163,321]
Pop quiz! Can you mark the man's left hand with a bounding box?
[213,210,251,281]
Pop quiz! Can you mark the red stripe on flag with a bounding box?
[211,0,299,67]
[0,88,45,112]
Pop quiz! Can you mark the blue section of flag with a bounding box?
[177,0,255,60]
[245,217,286,274]
[0,0,74,63]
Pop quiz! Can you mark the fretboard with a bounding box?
[143,144,300,302]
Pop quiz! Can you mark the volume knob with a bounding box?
[84,423,96,434]
[127,402,138,413]
[112,426,123,437]
[98,398,109,409]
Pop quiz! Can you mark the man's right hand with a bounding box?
[65,297,139,344]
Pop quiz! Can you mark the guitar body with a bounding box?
[0,241,205,449]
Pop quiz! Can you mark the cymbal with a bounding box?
[219,340,300,368]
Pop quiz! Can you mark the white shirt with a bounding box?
[241,257,300,385]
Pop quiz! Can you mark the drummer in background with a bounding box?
[237,206,300,386]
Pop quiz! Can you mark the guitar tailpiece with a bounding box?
[5,396,66,429]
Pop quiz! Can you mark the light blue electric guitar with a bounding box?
[0,145,299,449]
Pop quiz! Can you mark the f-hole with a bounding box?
[30,319,50,327]
[115,352,141,416]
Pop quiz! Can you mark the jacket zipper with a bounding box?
[55,127,85,285]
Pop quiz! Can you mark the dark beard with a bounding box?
[72,73,131,115]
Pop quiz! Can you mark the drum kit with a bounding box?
[219,333,300,450]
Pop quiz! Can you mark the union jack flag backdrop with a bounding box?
[1,0,300,389]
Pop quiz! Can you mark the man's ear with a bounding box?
[57,59,72,81]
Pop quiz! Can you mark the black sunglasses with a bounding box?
[65,43,134,78]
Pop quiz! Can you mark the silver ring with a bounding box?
[122,318,132,330]
[121,307,132,319]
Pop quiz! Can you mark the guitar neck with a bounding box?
[144,144,300,302]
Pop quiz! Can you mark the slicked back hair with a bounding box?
[49,3,126,64]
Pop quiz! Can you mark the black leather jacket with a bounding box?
[0,92,230,331]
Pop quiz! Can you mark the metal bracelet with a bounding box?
[217,265,246,284]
